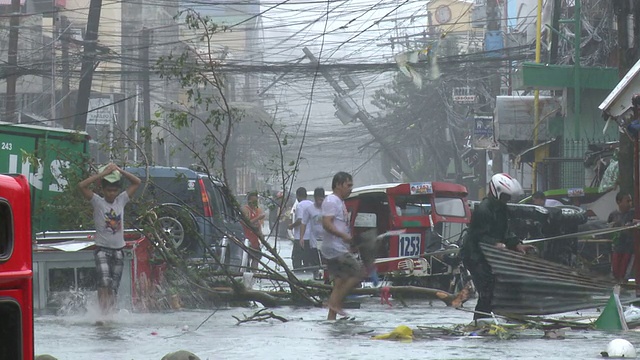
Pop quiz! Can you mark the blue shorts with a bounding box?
[94,247,125,292]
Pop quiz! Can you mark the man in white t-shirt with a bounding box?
[79,163,141,315]
[300,187,325,267]
[321,172,362,320]
[289,187,314,270]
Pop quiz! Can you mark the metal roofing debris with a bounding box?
[480,243,622,316]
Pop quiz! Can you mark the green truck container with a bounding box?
[0,122,89,232]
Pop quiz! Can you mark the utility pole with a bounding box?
[569,0,582,139]
[73,0,103,130]
[548,0,563,64]
[5,0,21,123]
[134,84,140,163]
[140,28,153,165]
[50,9,58,120]
[532,0,543,192]
[494,0,511,174]
[482,0,501,196]
[301,47,417,181]
[60,16,72,127]
[449,125,464,183]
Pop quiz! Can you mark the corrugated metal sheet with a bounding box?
[480,243,618,315]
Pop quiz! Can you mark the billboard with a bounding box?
[0,123,89,231]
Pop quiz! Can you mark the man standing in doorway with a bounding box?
[321,172,362,320]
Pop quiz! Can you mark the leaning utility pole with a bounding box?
[302,47,417,181]
[73,0,103,130]
[5,0,21,123]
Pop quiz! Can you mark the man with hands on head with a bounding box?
[78,163,141,315]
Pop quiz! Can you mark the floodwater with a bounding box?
[34,234,640,360]
[34,301,640,360]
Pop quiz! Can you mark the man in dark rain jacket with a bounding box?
[462,173,535,322]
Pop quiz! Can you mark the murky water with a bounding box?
[35,300,640,360]
[33,235,640,359]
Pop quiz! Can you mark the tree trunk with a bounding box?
[206,283,472,308]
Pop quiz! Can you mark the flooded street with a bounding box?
[34,236,640,359]
[35,300,640,360]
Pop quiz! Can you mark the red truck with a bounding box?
[0,174,34,359]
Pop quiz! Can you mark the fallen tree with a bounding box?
[200,281,473,308]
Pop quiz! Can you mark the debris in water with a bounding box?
[371,325,413,342]
[233,308,288,325]
[542,328,567,340]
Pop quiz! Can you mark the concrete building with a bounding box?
[0,11,45,123]
[427,0,484,54]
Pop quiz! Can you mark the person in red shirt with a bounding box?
[242,192,265,271]
[608,192,635,282]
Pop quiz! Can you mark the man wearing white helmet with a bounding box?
[461,173,535,323]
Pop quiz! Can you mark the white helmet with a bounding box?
[489,173,523,201]
[604,338,636,358]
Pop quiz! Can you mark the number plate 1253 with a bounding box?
[398,234,421,257]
